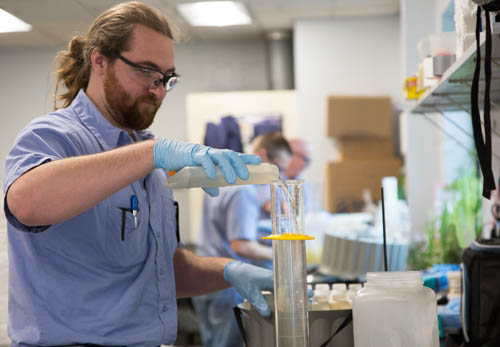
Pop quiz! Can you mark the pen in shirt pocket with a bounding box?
[131,195,138,229]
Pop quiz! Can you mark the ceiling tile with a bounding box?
[0,30,62,47]
[190,26,263,41]
[0,0,400,47]
[0,0,94,23]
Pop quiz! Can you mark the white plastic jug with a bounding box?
[352,271,439,347]
[165,163,279,189]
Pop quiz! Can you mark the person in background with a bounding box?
[2,2,272,346]
[286,138,315,213]
[193,132,292,347]
[285,138,312,180]
[259,137,313,218]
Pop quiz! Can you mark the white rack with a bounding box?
[408,34,500,115]
[407,33,500,160]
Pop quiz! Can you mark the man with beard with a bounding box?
[2,2,272,346]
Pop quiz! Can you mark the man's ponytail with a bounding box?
[54,36,91,109]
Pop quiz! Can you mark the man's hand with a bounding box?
[223,261,273,316]
[154,139,261,196]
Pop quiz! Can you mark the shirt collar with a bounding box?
[71,89,154,151]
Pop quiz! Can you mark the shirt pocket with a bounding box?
[161,194,180,256]
[105,206,148,267]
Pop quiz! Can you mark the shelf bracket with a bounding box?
[432,90,500,139]
[462,80,500,111]
[421,111,475,154]
[422,106,500,161]
[449,76,500,84]
[431,106,475,139]
[431,93,472,114]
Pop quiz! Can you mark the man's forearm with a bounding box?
[7,139,156,226]
[230,239,272,260]
[173,248,234,298]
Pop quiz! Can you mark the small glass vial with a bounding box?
[446,271,461,299]
[329,283,351,310]
[347,283,363,303]
[311,284,330,310]
[352,271,439,347]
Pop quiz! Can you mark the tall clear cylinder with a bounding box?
[271,180,310,347]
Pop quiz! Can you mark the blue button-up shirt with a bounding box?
[3,90,180,347]
[196,185,259,261]
[196,185,272,270]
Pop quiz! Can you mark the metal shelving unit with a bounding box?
[408,33,500,115]
[407,33,500,160]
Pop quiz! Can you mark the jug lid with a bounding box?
[366,271,422,287]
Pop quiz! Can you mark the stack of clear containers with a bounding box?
[265,180,313,347]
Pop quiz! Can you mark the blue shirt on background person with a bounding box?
[3,90,180,347]
[197,185,260,261]
[193,185,268,347]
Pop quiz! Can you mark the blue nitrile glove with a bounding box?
[223,261,274,317]
[153,139,261,197]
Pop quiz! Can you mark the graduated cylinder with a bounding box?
[270,180,310,347]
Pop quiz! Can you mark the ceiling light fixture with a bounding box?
[177,1,252,27]
[0,8,32,33]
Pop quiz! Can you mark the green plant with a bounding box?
[407,166,482,270]
[446,168,483,247]
[407,220,437,270]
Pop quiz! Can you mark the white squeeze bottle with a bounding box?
[166,163,279,189]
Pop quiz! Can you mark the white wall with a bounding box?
[399,0,444,197]
[294,15,401,206]
[0,48,59,182]
[400,0,437,83]
[399,0,441,238]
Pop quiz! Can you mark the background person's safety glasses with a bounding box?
[116,54,179,92]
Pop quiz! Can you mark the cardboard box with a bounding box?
[339,137,394,160]
[327,95,393,138]
[326,159,402,213]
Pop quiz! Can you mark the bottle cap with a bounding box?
[332,283,347,292]
[348,283,363,291]
[315,284,329,292]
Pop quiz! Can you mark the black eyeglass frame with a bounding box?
[295,152,311,165]
[115,53,179,90]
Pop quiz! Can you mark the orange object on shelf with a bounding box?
[403,76,425,99]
